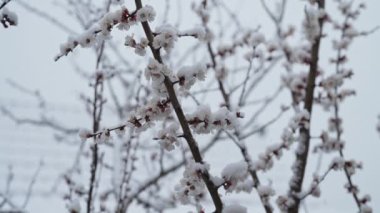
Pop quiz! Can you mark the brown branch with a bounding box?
[86,37,107,212]
[134,0,223,212]
[0,0,12,10]
[288,1,325,212]
[86,77,101,213]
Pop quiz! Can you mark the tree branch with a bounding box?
[288,1,325,212]
[134,0,223,211]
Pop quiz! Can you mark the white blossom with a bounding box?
[156,123,180,151]
[78,129,91,142]
[153,25,178,52]
[314,131,344,153]
[181,27,206,40]
[360,204,372,213]
[136,5,156,22]
[289,110,310,131]
[177,64,207,90]
[282,71,309,103]
[235,179,254,193]
[257,185,275,198]
[186,105,241,134]
[77,29,98,48]
[276,196,295,213]
[56,7,138,59]
[330,157,345,170]
[115,126,126,137]
[175,161,209,204]
[121,97,172,133]
[66,199,81,213]
[221,161,248,192]
[145,58,165,84]
[99,128,112,143]
[124,35,136,47]
[303,6,323,42]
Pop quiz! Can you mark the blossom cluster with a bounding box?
[175,161,209,204]
[276,195,295,213]
[330,157,362,175]
[186,105,243,134]
[144,58,173,95]
[152,25,178,53]
[281,42,312,69]
[179,27,206,41]
[155,123,180,151]
[299,175,322,199]
[316,69,355,110]
[56,5,155,60]
[135,5,156,22]
[126,97,172,132]
[124,35,149,56]
[176,64,207,90]
[66,199,81,213]
[217,31,266,59]
[331,1,365,52]
[257,185,276,204]
[319,70,352,91]
[302,5,325,43]
[252,110,310,172]
[282,72,309,104]
[221,161,248,192]
[297,155,364,202]
[327,155,372,212]
[313,131,344,153]
[78,97,172,143]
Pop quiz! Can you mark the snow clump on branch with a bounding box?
[186,105,243,134]
[175,161,209,204]
[153,25,178,53]
[55,5,156,60]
